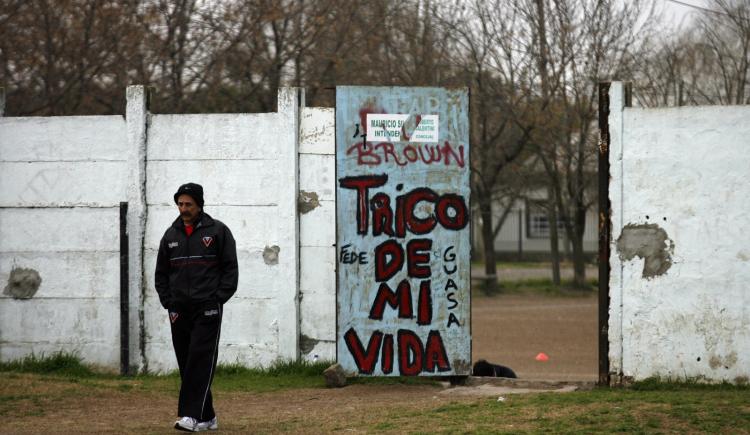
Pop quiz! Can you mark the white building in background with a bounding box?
[473,191,598,261]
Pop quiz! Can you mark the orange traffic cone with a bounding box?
[535,352,549,362]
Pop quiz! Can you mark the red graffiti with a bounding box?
[338,175,388,235]
[339,175,469,238]
[424,330,451,372]
[374,238,432,282]
[371,192,394,237]
[406,239,432,278]
[374,239,404,282]
[417,280,432,325]
[398,330,424,376]
[345,328,451,375]
[369,280,413,320]
[381,334,394,374]
[346,141,466,168]
[344,328,383,375]
[368,279,433,325]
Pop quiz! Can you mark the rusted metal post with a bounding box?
[120,202,130,376]
[597,82,612,386]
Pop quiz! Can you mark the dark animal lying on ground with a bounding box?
[472,359,518,378]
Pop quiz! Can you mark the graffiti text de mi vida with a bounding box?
[339,174,468,375]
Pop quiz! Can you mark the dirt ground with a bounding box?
[4,265,599,433]
[471,264,599,382]
[2,375,496,434]
[471,293,598,381]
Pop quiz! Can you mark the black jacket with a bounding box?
[155,212,238,309]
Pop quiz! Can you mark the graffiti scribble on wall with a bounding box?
[336,86,470,376]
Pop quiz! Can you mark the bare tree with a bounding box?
[531,0,652,288]
[695,0,750,104]
[0,0,143,115]
[441,0,555,293]
[634,0,750,107]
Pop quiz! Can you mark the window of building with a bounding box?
[526,200,565,239]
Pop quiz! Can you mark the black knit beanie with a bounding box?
[174,183,204,208]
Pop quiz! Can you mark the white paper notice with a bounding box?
[366,114,439,143]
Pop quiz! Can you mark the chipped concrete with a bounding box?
[709,352,737,370]
[616,223,674,278]
[3,267,42,299]
[451,359,472,375]
[299,334,320,355]
[609,82,750,384]
[298,190,320,214]
[263,245,280,265]
[709,355,722,369]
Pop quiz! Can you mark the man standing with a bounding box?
[155,183,238,432]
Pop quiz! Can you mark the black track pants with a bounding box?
[169,302,222,421]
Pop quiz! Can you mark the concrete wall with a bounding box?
[608,82,750,383]
[0,87,338,372]
[298,107,337,362]
[0,116,127,368]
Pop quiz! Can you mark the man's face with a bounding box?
[177,194,200,224]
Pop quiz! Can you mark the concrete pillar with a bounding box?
[607,82,625,381]
[126,86,149,372]
[277,87,304,360]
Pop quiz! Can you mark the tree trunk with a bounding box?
[479,194,499,295]
[572,208,587,288]
[473,203,485,263]
[547,188,561,286]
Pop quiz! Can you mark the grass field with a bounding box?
[2,353,749,433]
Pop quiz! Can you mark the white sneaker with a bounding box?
[174,416,198,432]
[196,417,218,431]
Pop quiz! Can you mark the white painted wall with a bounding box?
[608,82,750,383]
[141,89,302,372]
[0,88,331,373]
[298,107,337,362]
[0,116,127,368]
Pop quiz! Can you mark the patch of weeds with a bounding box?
[215,359,331,377]
[0,393,48,418]
[0,352,94,377]
[210,359,334,392]
[372,421,397,431]
[630,377,750,391]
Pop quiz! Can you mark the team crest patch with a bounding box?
[169,312,179,323]
[202,236,214,247]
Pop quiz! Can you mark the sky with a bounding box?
[657,0,707,27]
